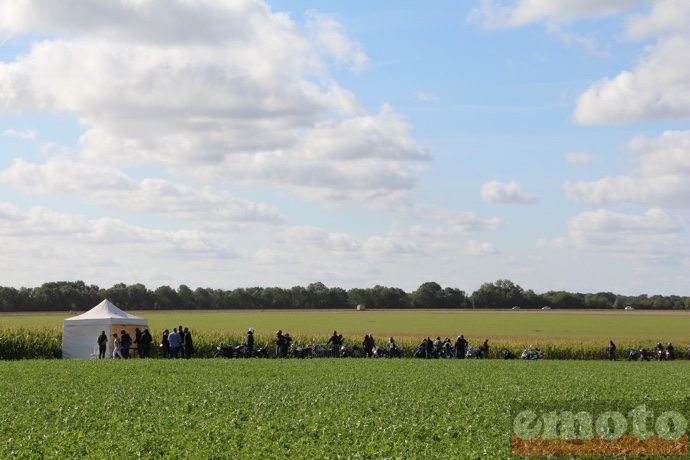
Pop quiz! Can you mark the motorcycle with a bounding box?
[215,343,268,358]
[340,344,360,358]
[655,347,665,361]
[628,348,639,361]
[502,349,516,360]
[388,346,404,358]
[414,344,426,359]
[638,347,651,361]
[466,345,484,359]
[521,348,542,360]
[214,344,241,358]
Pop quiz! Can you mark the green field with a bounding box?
[3,309,690,342]
[1,359,688,459]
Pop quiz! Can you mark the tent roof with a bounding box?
[63,299,147,325]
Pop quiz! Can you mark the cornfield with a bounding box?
[0,326,682,360]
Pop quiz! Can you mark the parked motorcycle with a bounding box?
[340,344,359,358]
[215,343,267,358]
[414,344,426,358]
[521,348,542,360]
[502,349,516,360]
[466,345,485,359]
[638,347,651,361]
[628,348,639,361]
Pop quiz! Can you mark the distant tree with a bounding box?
[153,285,182,310]
[128,283,154,310]
[192,287,213,309]
[471,279,524,309]
[177,284,194,309]
[412,282,445,308]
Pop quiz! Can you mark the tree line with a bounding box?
[0,279,688,313]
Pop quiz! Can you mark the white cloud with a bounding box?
[306,10,369,73]
[416,92,438,103]
[463,240,499,256]
[467,0,647,29]
[564,130,690,208]
[2,128,36,139]
[625,0,690,40]
[565,152,597,165]
[0,157,285,230]
[573,35,690,124]
[544,208,688,264]
[481,180,539,205]
[0,1,429,205]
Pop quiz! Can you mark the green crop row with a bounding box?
[0,326,684,360]
[1,359,689,458]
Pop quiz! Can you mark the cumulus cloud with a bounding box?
[541,208,688,264]
[564,130,690,208]
[565,152,597,165]
[573,35,690,124]
[467,0,647,29]
[481,180,539,205]
[625,0,690,40]
[2,128,36,139]
[0,157,285,230]
[306,10,369,72]
[0,0,427,205]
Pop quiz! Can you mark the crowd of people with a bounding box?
[240,328,486,359]
[97,326,194,359]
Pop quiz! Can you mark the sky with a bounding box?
[0,0,688,296]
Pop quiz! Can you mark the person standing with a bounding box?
[141,328,153,358]
[168,327,181,358]
[275,330,285,358]
[182,328,193,359]
[608,340,617,361]
[134,328,143,358]
[327,331,342,357]
[97,330,108,359]
[161,329,170,358]
[247,328,255,355]
[455,335,468,359]
[388,337,398,358]
[282,333,291,358]
[120,330,132,359]
[112,333,123,359]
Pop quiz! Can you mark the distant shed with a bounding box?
[356,304,366,311]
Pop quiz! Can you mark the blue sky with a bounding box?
[0,0,688,296]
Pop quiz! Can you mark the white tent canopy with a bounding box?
[62,299,148,359]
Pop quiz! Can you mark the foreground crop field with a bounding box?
[1,360,688,459]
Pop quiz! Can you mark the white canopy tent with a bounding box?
[62,299,148,359]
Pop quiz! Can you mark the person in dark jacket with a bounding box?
[140,328,153,358]
[134,328,143,358]
[455,335,468,359]
[425,336,433,359]
[97,330,108,359]
[283,333,292,358]
[608,340,617,361]
[327,331,342,357]
[120,330,132,359]
[275,330,285,358]
[182,328,193,359]
[247,328,255,354]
